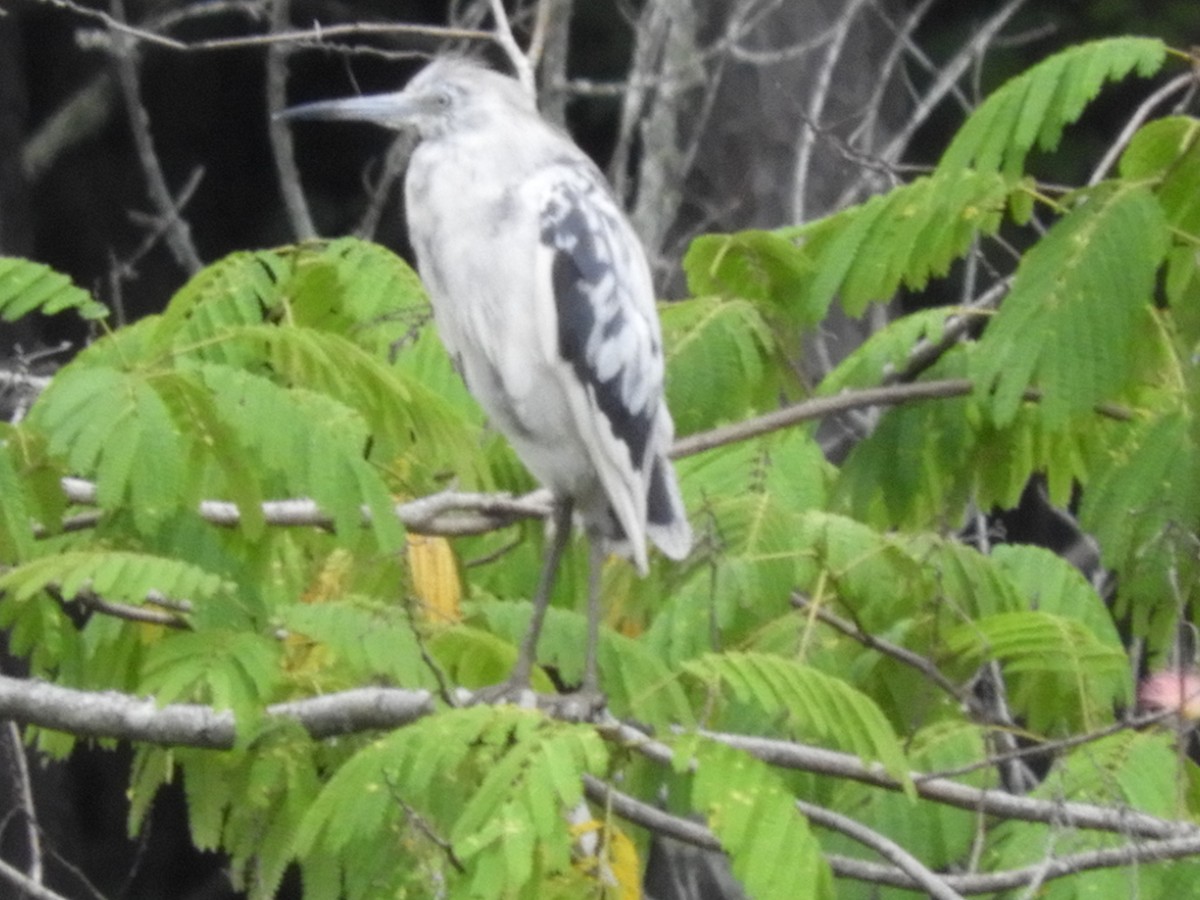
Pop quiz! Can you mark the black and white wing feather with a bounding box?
[530,163,690,572]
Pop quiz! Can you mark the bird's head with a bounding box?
[277,56,534,141]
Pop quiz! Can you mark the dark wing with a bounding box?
[532,163,690,568]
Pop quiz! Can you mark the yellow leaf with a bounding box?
[570,818,642,899]
[407,534,462,624]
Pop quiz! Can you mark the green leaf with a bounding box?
[294,707,607,900]
[972,182,1170,427]
[0,257,108,321]
[793,511,931,629]
[199,365,404,552]
[685,652,908,781]
[683,229,815,313]
[793,168,1016,318]
[1080,411,1200,641]
[945,610,1128,733]
[692,740,834,900]
[278,600,435,689]
[213,323,479,492]
[985,731,1180,899]
[0,549,231,607]
[660,295,783,436]
[1120,116,1200,235]
[153,248,289,358]
[817,307,962,394]
[141,630,281,722]
[0,436,34,562]
[938,37,1168,176]
[29,365,191,530]
[827,721,996,873]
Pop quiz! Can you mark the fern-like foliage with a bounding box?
[971,182,1170,427]
[0,256,108,321]
[293,706,609,899]
[685,169,1017,324]
[685,652,908,780]
[984,731,1188,899]
[938,37,1168,176]
[691,739,834,899]
[825,720,996,896]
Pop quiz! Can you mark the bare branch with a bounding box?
[586,768,1200,896]
[1,721,42,888]
[107,0,204,274]
[0,856,70,900]
[488,0,535,94]
[793,593,967,702]
[698,729,1191,841]
[791,0,872,222]
[836,0,1028,210]
[0,674,432,748]
[796,798,964,900]
[267,0,317,240]
[43,377,1133,541]
[1089,72,1198,186]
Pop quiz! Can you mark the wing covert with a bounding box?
[537,166,664,471]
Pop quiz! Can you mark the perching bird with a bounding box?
[282,56,691,702]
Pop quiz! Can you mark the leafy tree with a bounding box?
[1,28,1200,900]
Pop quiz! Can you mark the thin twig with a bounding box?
[797,798,964,900]
[107,0,204,274]
[792,594,966,702]
[4,720,42,887]
[488,0,534,94]
[80,593,190,628]
[1088,73,1198,185]
[791,0,871,222]
[267,0,317,240]
[0,856,70,900]
[585,767,1200,896]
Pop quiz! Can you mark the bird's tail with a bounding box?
[645,453,691,563]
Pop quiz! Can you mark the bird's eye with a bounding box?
[433,89,453,109]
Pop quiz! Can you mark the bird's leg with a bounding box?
[505,498,574,690]
[581,535,605,697]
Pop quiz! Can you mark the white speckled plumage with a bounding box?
[282,57,690,695]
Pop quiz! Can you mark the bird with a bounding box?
[281,56,691,704]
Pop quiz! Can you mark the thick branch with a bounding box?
[0,675,432,748]
[585,770,1200,896]
[699,730,1190,841]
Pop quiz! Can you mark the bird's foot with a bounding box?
[468,681,606,722]
[538,687,606,722]
[467,679,540,709]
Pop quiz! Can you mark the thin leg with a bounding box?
[582,536,605,695]
[507,498,573,689]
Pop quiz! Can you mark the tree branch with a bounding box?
[45,377,1134,539]
[697,729,1191,841]
[107,0,204,275]
[797,798,964,900]
[0,855,70,900]
[266,0,317,241]
[0,675,432,748]
[488,0,535,94]
[585,769,1200,896]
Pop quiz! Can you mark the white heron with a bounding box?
[282,56,691,704]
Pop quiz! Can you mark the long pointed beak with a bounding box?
[275,92,411,126]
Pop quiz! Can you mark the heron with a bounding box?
[281,56,691,705]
